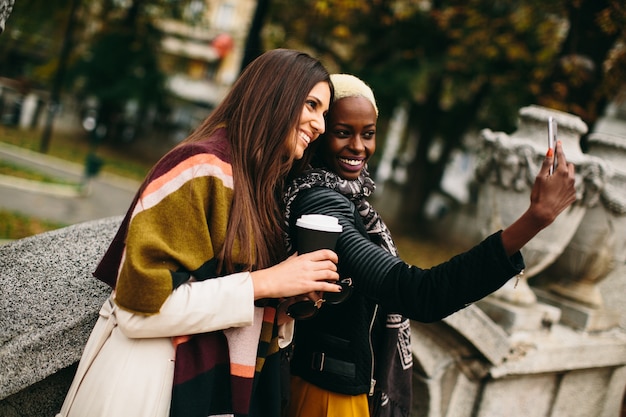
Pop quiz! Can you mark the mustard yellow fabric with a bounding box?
[285,376,369,417]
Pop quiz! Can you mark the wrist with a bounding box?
[501,208,545,256]
[524,204,554,230]
[250,270,270,300]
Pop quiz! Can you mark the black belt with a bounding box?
[310,352,356,378]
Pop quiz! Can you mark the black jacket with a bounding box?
[288,187,524,396]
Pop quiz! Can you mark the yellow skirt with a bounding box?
[284,376,370,417]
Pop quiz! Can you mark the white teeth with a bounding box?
[299,132,310,144]
[339,158,362,166]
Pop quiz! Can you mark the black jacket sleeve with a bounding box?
[291,187,525,322]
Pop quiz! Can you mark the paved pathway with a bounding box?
[0,142,140,225]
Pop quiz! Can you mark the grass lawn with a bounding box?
[0,125,159,182]
[0,125,159,241]
[0,209,68,240]
[0,159,80,185]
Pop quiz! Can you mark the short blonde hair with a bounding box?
[330,73,378,116]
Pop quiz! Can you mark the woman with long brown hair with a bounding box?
[57,49,341,417]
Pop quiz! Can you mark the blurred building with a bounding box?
[155,0,256,141]
[0,0,258,144]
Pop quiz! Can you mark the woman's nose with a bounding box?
[349,136,365,151]
[311,113,325,134]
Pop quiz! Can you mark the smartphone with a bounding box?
[547,117,558,175]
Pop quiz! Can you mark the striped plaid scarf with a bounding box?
[94,131,283,416]
[170,305,282,417]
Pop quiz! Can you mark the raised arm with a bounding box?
[291,188,523,322]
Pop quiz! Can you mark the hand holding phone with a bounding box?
[547,117,558,175]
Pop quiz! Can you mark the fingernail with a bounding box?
[557,140,562,146]
[547,148,554,157]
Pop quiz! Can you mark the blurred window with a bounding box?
[214,3,235,31]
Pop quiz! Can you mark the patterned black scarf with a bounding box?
[284,166,397,255]
[284,165,413,417]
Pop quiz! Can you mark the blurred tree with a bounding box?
[240,0,270,71]
[265,0,626,231]
[536,0,626,150]
[0,0,75,83]
[0,0,15,34]
[67,0,168,144]
[0,0,201,146]
[68,0,218,144]
[40,0,80,153]
[0,0,79,151]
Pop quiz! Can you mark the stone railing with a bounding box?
[0,217,119,416]
[2,213,625,417]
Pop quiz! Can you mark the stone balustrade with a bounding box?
[0,217,117,416]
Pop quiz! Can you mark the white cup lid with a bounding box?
[296,214,343,232]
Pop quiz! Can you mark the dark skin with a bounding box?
[319,96,577,257]
[320,96,377,181]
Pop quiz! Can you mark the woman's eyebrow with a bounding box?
[308,94,329,112]
[333,122,377,128]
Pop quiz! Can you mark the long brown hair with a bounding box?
[183,49,332,273]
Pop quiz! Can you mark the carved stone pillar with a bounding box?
[535,132,626,330]
[474,105,588,307]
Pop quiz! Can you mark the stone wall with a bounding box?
[1,215,625,417]
[0,217,118,416]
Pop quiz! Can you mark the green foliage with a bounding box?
[265,0,626,226]
[266,0,575,131]
[65,2,169,143]
[69,21,166,107]
[0,0,76,84]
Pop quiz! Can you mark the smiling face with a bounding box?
[291,81,331,160]
[320,96,377,180]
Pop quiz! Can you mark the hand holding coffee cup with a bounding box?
[281,214,350,319]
